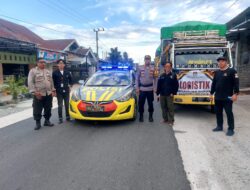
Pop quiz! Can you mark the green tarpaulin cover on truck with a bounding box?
[161,21,227,39]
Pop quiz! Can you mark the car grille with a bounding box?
[79,110,115,118]
[82,101,113,105]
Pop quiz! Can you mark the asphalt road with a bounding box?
[0,107,191,190]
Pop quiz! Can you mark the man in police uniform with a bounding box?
[28,58,56,130]
[210,56,239,136]
[52,59,73,124]
[136,55,157,122]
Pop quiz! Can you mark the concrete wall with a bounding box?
[0,63,3,84]
[237,32,250,88]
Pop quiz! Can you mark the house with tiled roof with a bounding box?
[0,18,69,84]
[0,18,98,84]
[66,46,98,82]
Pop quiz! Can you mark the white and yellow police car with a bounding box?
[69,62,137,121]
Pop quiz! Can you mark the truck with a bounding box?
[155,21,233,111]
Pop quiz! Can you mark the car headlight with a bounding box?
[71,90,80,102]
[116,90,133,102]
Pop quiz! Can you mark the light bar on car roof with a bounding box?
[99,61,134,70]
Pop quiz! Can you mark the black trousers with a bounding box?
[57,92,70,119]
[215,99,234,130]
[138,91,154,114]
[33,95,53,121]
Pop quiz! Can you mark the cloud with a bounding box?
[21,0,250,63]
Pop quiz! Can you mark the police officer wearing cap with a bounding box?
[210,56,239,136]
[136,55,157,122]
[28,58,56,130]
[52,59,73,124]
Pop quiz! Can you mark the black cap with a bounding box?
[217,56,227,62]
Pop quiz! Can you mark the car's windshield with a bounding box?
[85,71,131,86]
[175,49,230,69]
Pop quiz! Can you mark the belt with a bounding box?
[140,83,153,87]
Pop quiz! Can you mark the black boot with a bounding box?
[66,116,71,121]
[149,112,154,122]
[139,113,144,122]
[58,118,63,124]
[44,120,54,127]
[34,120,41,130]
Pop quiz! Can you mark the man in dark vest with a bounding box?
[156,62,179,126]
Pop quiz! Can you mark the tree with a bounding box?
[123,52,129,63]
[108,47,122,64]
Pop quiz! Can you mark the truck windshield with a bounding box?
[175,49,229,69]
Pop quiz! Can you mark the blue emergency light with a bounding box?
[99,60,134,71]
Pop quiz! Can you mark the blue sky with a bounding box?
[0,0,249,63]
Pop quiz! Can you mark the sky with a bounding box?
[0,0,249,63]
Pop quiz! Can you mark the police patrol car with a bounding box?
[69,61,137,121]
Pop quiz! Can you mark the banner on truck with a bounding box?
[178,70,212,95]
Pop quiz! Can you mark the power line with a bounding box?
[40,0,110,50]
[213,0,240,20]
[41,0,138,53]
[45,0,111,50]
[0,14,96,47]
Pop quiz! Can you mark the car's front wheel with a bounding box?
[130,103,137,121]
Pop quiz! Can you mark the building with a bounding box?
[0,37,37,84]
[226,7,250,88]
[41,39,98,82]
[0,18,65,83]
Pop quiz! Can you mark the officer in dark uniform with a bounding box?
[210,56,239,136]
[136,55,157,122]
[52,59,73,123]
[28,58,56,130]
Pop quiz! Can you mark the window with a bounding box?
[10,55,12,60]
[28,57,30,62]
[4,55,7,60]
[15,56,17,61]
[19,56,22,61]
[24,57,26,61]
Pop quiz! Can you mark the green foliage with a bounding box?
[108,47,122,64]
[3,76,29,100]
[107,48,134,64]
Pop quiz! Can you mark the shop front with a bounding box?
[0,38,37,84]
[37,49,66,72]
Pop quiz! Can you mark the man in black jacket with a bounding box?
[52,59,73,123]
[210,56,239,136]
[156,62,179,126]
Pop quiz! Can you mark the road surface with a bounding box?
[0,106,191,190]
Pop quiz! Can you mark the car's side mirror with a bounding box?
[78,80,85,85]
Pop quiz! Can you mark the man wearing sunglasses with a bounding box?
[28,58,56,130]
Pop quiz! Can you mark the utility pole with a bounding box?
[93,28,104,58]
